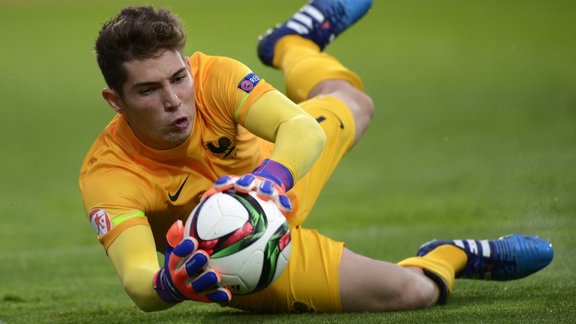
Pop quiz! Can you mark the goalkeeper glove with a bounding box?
[202,159,293,215]
[153,220,232,304]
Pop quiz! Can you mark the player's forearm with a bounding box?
[271,114,326,182]
[107,225,173,312]
[244,90,327,182]
[120,266,174,312]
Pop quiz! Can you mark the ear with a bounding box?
[102,88,124,114]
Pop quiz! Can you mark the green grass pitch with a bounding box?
[1,0,575,323]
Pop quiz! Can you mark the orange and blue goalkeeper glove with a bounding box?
[153,220,232,304]
[202,159,293,215]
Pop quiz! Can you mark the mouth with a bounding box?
[173,117,190,131]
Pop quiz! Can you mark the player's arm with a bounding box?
[204,89,326,214]
[243,89,327,188]
[107,224,170,311]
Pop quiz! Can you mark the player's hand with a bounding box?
[153,220,232,304]
[202,159,294,215]
[202,174,293,215]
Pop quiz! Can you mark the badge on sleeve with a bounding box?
[237,72,261,93]
[89,208,111,239]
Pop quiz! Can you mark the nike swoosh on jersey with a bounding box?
[316,115,344,129]
[168,175,189,202]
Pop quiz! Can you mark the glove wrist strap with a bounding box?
[253,159,294,191]
[153,269,183,304]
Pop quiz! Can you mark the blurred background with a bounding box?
[1,0,575,321]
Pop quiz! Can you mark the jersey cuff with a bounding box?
[100,217,150,253]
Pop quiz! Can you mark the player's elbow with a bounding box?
[126,287,173,312]
[302,113,327,151]
[285,113,327,151]
[129,295,167,312]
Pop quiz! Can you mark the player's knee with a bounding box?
[309,80,374,144]
[352,90,374,136]
[341,89,373,145]
[391,271,438,310]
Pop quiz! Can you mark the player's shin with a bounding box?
[274,36,363,103]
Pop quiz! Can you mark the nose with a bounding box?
[163,86,181,111]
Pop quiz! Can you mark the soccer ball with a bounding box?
[184,190,292,295]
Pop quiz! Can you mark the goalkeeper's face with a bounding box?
[102,49,196,150]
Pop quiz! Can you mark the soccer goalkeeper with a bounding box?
[79,0,553,312]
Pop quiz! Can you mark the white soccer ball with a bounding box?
[184,190,292,295]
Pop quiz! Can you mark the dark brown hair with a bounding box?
[95,7,186,94]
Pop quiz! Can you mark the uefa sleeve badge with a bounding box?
[237,72,261,94]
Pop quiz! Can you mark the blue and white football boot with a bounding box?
[257,0,373,67]
[417,234,554,280]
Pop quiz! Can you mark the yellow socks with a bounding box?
[397,245,467,304]
[424,244,468,272]
[273,35,363,103]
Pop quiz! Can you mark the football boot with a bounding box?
[417,234,554,280]
[257,0,373,67]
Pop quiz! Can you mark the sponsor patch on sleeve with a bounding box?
[237,72,261,93]
[89,208,111,239]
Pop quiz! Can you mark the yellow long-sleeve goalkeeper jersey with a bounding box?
[79,51,319,252]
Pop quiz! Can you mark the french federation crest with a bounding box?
[89,208,111,239]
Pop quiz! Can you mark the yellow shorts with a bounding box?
[228,95,355,313]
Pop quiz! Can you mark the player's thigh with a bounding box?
[289,96,355,225]
[228,226,345,313]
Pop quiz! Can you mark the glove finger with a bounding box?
[172,238,197,257]
[235,174,257,193]
[201,176,237,202]
[184,250,209,276]
[191,269,221,293]
[256,179,275,198]
[277,194,293,213]
[165,220,185,250]
[200,187,217,202]
[207,176,236,195]
[168,238,197,272]
[214,175,235,188]
[206,287,232,303]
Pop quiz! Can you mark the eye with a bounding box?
[173,74,187,83]
[138,87,156,96]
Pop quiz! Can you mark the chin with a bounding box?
[166,133,190,148]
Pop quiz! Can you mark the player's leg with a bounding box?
[309,80,373,147]
[228,228,457,312]
[258,0,374,146]
[339,234,554,311]
[339,249,441,311]
[339,245,463,311]
[417,234,554,281]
